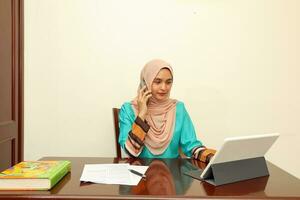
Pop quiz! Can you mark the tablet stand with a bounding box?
[185,157,269,186]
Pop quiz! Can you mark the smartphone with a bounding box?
[139,79,148,90]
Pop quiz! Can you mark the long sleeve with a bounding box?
[191,146,216,163]
[179,102,203,156]
[118,103,150,157]
[178,102,216,163]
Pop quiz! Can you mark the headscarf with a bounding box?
[131,59,177,155]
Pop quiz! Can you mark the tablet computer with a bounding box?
[200,133,279,179]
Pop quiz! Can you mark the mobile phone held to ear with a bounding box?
[139,79,147,90]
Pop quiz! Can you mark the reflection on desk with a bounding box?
[119,158,269,196]
[119,159,199,195]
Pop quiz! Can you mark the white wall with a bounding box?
[25,0,300,178]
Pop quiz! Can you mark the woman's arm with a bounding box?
[179,102,216,163]
[119,104,149,157]
[124,116,149,157]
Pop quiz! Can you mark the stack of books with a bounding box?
[0,160,71,190]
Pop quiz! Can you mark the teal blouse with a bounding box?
[118,101,203,158]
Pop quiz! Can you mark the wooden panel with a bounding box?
[0,0,23,170]
[0,139,13,172]
[0,0,12,122]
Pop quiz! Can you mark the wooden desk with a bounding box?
[0,157,300,199]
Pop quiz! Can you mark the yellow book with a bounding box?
[0,160,71,190]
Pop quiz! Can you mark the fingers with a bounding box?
[142,90,152,100]
[138,85,147,97]
[139,86,149,97]
[145,92,152,102]
[138,86,151,106]
[140,85,147,91]
[137,86,145,100]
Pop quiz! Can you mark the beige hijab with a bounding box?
[132,59,177,155]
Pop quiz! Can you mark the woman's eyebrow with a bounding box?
[154,77,173,80]
[154,78,173,81]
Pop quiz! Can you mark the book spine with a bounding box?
[49,161,71,189]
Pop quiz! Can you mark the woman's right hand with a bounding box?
[137,85,152,120]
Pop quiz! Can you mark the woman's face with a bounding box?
[151,68,173,102]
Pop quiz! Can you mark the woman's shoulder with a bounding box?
[119,102,136,120]
[175,100,190,115]
[175,100,185,109]
[120,102,133,111]
[121,101,132,107]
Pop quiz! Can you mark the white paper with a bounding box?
[80,163,148,185]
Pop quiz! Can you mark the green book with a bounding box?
[0,160,71,190]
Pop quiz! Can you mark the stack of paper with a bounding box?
[80,163,148,185]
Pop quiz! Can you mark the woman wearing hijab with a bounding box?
[118,59,215,163]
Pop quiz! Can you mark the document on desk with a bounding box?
[80,163,148,185]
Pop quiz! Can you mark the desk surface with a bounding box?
[0,157,300,199]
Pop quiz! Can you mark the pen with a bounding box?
[129,169,146,179]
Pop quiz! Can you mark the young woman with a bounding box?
[118,59,215,163]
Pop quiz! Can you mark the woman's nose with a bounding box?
[161,83,166,90]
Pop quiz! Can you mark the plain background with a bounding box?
[24,0,300,179]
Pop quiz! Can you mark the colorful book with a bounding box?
[0,160,71,190]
